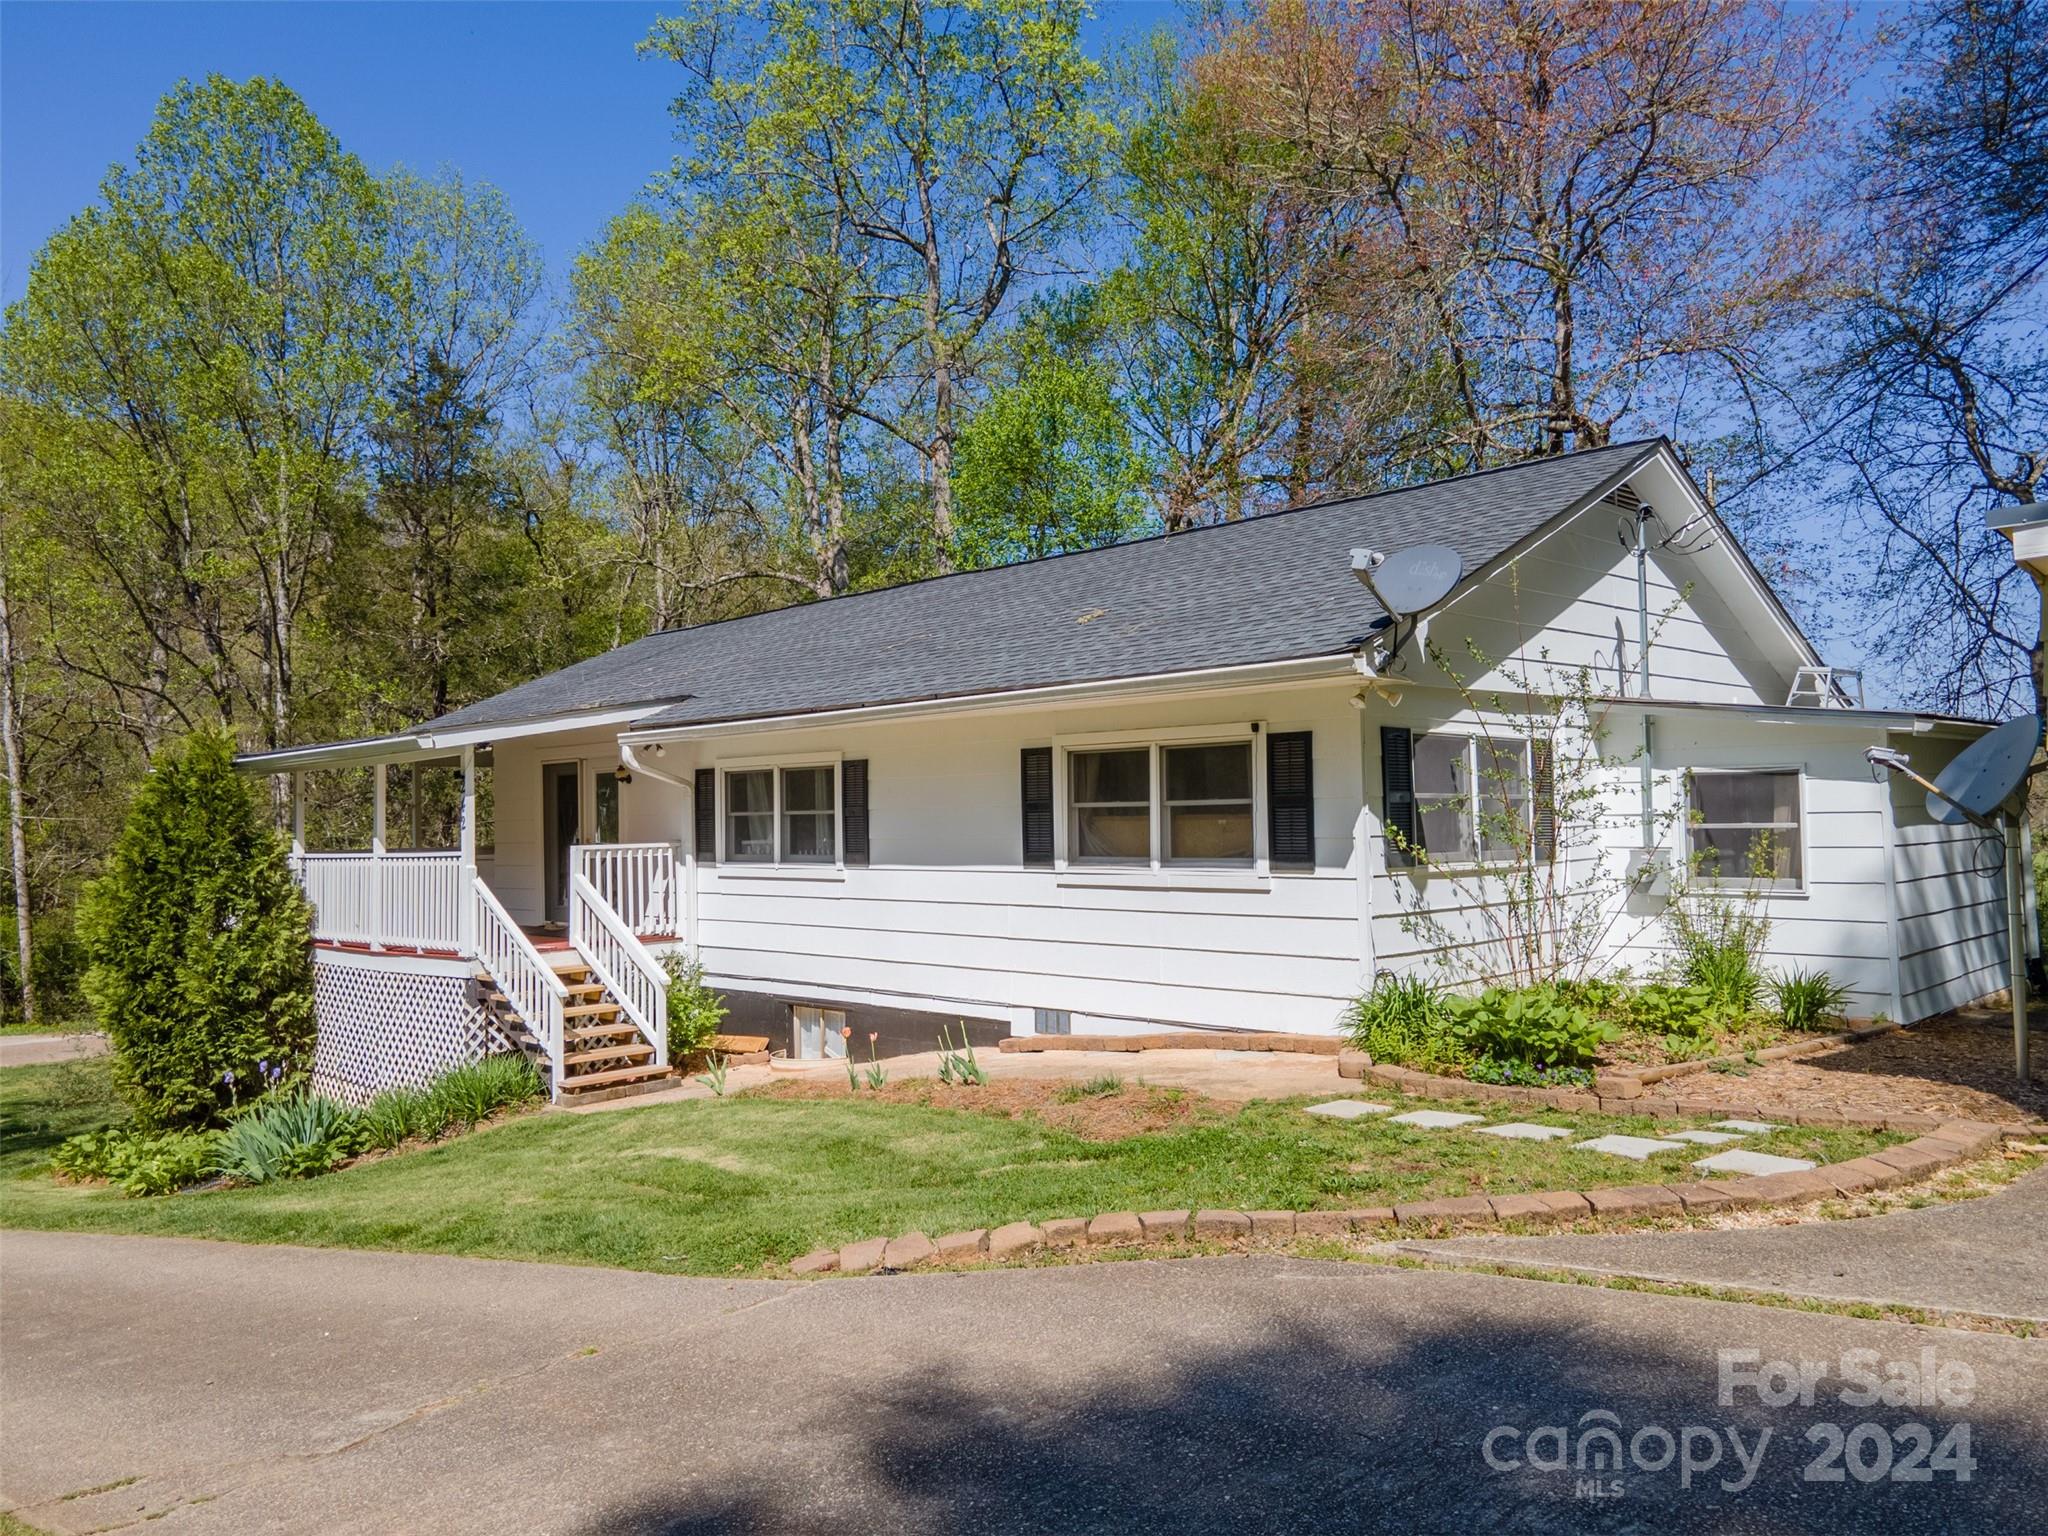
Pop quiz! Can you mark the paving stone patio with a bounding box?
[1573,1133,1690,1159]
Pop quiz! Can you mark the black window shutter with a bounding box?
[1381,726,1417,867]
[693,768,716,862]
[1020,746,1054,866]
[1531,742,1557,864]
[842,759,870,866]
[1267,731,1314,868]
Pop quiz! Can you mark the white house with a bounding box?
[239,440,2027,1104]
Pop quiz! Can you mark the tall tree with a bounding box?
[1764,0,2046,717]
[1205,0,1841,462]
[643,0,1112,568]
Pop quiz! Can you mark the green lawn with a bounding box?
[0,1059,1901,1276]
[0,1016,94,1038]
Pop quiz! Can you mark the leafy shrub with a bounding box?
[665,955,728,1058]
[1344,974,1468,1071]
[1624,983,1723,1040]
[76,728,315,1128]
[1771,968,1854,1032]
[52,1126,219,1196]
[1443,985,1616,1070]
[1553,975,1630,1016]
[210,1092,361,1184]
[427,1053,542,1131]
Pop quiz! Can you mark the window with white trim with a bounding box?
[1413,734,1531,863]
[723,763,838,865]
[1063,734,1259,869]
[1688,769,1801,888]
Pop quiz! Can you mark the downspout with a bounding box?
[619,739,697,957]
[1634,506,1656,846]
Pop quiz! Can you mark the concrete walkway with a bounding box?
[1377,1166,2048,1323]
[5,1230,2045,1534]
[0,1032,107,1068]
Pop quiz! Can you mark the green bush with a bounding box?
[1553,974,1630,1016]
[1443,985,1617,1070]
[1771,968,1854,1032]
[427,1053,542,1131]
[665,954,727,1057]
[76,728,315,1128]
[210,1092,361,1184]
[1344,974,1468,1071]
[1624,982,1723,1040]
[52,1126,220,1197]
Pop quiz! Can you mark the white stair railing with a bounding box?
[471,877,567,1093]
[571,843,679,938]
[569,870,669,1069]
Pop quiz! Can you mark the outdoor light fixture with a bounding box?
[613,764,633,784]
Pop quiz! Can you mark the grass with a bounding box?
[0,1015,93,1038]
[0,1057,1902,1276]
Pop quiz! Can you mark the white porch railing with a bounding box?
[569,869,669,1069]
[299,850,464,951]
[472,877,567,1088]
[572,843,680,936]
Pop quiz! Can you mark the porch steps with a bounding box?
[474,960,675,1106]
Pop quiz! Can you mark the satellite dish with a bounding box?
[1350,544,1463,617]
[1926,714,2041,825]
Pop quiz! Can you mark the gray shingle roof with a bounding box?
[423,440,1662,735]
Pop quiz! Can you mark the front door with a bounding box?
[542,761,580,926]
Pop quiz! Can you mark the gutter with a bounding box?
[619,653,1360,744]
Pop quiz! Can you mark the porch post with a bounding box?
[290,772,305,863]
[458,745,478,958]
[371,762,387,951]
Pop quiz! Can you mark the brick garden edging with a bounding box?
[786,1118,2038,1277]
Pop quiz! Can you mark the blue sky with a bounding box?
[1,0,1179,306]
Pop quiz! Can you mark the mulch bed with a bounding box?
[1666,1007,2048,1124]
[741,1075,1225,1141]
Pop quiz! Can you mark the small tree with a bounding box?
[78,728,314,1128]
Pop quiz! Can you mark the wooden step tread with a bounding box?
[558,1064,673,1093]
[564,1043,653,1068]
[567,1023,640,1044]
[563,1001,622,1018]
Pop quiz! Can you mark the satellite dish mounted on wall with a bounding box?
[1351,544,1462,673]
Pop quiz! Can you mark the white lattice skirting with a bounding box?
[312,955,515,1104]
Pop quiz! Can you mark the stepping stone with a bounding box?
[1473,1122,1574,1141]
[1668,1129,1748,1145]
[1714,1119,1783,1134]
[1306,1099,1393,1120]
[1693,1148,1817,1177]
[1389,1110,1485,1129]
[1573,1134,1689,1160]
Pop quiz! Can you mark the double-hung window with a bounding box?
[1063,734,1258,870]
[723,764,837,866]
[1688,769,1802,888]
[1413,734,1532,863]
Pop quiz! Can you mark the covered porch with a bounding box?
[240,726,692,1103]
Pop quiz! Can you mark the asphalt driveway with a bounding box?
[4,1230,2045,1534]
